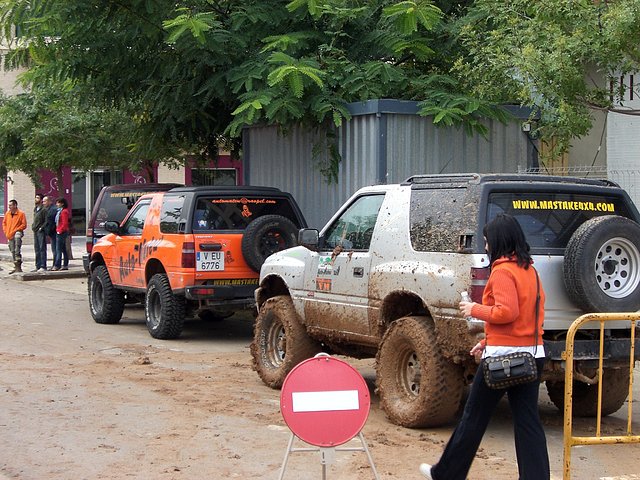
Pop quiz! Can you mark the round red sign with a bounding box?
[280,355,370,447]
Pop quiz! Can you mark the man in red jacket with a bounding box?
[2,199,27,274]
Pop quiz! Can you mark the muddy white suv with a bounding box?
[252,173,640,428]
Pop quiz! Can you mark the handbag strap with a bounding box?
[533,268,540,355]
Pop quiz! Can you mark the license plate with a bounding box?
[196,251,225,271]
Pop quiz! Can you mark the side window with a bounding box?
[323,194,385,250]
[410,187,473,252]
[160,195,186,233]
[121,202,150,235]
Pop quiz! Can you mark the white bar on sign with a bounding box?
[292,390,359,412]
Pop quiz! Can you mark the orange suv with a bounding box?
[87,186,306,339]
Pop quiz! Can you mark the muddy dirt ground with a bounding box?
[1,272,639,480]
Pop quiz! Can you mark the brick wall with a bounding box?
[6,170,36,244]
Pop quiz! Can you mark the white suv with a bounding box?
[252,174,640,428]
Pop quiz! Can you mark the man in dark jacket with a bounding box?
[32,193,48,272]
[43,196,58,270]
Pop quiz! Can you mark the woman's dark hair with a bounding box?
[56,197,68,209]
[483,213,532,268]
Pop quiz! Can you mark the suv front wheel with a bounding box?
[145,274,186,339]
[88,265,125,324]
[251,296,321,388]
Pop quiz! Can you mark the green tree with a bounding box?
[0,0,507,181]
[0,88,186,188]
[451,0,640,155]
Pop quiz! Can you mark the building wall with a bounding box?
[607,73,640,207]
[5,170,36,244]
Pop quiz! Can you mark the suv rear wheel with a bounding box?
[88,265,125,324]
[241,215,298,272]
[376,316,464,428]
[564,215,640,312]
[145,273,185,339]
[545,367,630,416]
[251,296,321,388]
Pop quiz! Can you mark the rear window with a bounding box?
[487,192,632,250]
[191,196,298,231]
[92,192,143,230]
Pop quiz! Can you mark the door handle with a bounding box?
[353,267,364,278]
[200,243,222,251]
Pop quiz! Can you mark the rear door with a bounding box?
[484,189,634,328]
[191,193,303,280]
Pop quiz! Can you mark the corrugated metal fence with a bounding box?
[245,100,535,229]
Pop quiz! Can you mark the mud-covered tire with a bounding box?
[145,274,185,339]
[564,215,640,312]
[241,215,298,273]
[251,296,321,388]
[546,367,630,417]
[88,265,125,324]
[376,316,464,428]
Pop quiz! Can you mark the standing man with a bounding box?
[43,196,58,270]
[2,199,27,274]
[32,193,48,273]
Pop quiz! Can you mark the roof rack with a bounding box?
[403,173,619,188]
[403,173,480,185]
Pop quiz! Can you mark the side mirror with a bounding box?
[104,221,121,234]
[298,228,319,249]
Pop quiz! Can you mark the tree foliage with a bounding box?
[0,88,185,186]
[0,0,506,177]
[451,0,640,154]
[1,0,638,177]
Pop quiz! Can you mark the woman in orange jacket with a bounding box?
[419,213,550,480]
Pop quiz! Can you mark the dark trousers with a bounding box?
[431,358,549,480]
[54,232,69,268]
[48,234,57,268]
[34,230,47,269]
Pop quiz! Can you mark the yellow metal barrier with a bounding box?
[562,312,640,480]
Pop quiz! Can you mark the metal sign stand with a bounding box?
[278,431,380,480]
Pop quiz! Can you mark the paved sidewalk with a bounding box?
[0,236,87,281]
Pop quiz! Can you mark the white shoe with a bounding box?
[37,268,47,273]
[419,463,433,479]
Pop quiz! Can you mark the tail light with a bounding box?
[182,241,195,268]
[469,266,490,303]
[86,229,93,253]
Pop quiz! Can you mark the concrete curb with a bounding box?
[0,251,86,281]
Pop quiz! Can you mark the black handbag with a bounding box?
[482,269,540,389]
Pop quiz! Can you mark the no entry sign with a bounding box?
[280,355,370,447]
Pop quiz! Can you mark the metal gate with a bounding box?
[562,312,640,480]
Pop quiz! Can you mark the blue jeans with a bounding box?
[34,229,47,269]
[54,232,69,268]
[431,358,549,480]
